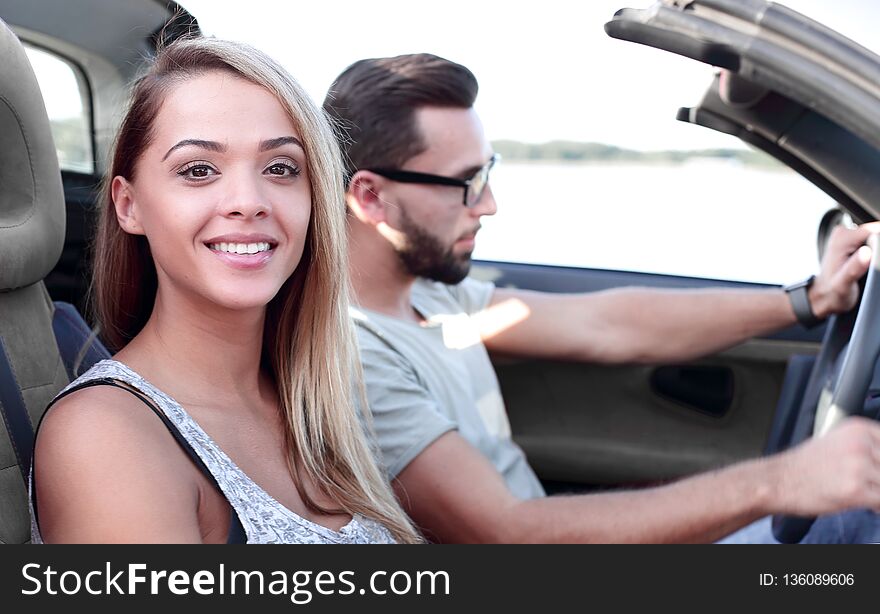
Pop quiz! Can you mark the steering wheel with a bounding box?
[772,233,880,543]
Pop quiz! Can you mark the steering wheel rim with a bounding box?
[772,233,880,542]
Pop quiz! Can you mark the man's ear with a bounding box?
[110,176,144,235]
[346,171,388,227]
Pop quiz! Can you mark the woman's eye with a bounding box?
[265,162,301,177]
[177,163,218,181]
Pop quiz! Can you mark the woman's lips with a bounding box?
[206,245,275,270]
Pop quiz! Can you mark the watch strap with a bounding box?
[784,275,823,329]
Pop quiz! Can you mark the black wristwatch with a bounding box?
[783,275,824,329]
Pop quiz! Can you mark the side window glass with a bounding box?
[478,136,834,285]
[23,44,94,174]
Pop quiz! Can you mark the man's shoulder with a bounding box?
[348,275,495,348]
[413,276,495,316]
[349,306,424,376]
[411,277,457,303]
[349,306,402,353]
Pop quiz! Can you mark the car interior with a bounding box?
[488,0,880,477]
[0,15,75,544]
[480,0,880,541]
[0,0,195,544]
[2,0,880,544]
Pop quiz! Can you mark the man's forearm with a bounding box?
[483,286,800,364]
[396,420,880,544]
[588,287,798,364]
[487,224,869,364]
[503,454,785,543]
[502,414,880,544]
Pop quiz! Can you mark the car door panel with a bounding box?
[473,260,821,488]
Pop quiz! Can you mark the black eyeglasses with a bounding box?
[365,154,499,208]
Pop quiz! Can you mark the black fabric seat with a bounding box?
[0,17,69,544]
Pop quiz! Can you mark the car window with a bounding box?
[23,44,94,174]
[475,137,835,285]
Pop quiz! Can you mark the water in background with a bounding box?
[474,160,835,285]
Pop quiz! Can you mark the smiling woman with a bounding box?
[29,37,420,544]
[107,71,312,316]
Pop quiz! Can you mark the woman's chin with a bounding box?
[205,285,284,313]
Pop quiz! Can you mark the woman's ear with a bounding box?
[346,171,388,226]
[111,176,144,235]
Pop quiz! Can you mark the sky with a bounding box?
[179,0,880,151]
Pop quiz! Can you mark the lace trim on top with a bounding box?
[31,359,395,544]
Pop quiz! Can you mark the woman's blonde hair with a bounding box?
[92,37,420,543]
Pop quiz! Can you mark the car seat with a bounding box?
[52,301,111,380]
[0,17,69,544]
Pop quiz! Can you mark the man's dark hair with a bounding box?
[323,53,478,184]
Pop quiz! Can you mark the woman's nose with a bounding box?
[221,172,270,219]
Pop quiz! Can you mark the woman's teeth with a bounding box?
[208,242,271,255]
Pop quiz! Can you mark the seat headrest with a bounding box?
[0,18,65,292]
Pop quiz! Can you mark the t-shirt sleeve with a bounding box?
[355,327,457,479]
[445,276,496,315]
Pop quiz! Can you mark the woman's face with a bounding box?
[113,70,312,313]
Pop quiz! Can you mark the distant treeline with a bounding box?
[492,140,781,168]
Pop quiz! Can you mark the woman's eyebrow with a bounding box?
[161,136,303,161]
[259,136,304,152]
[162,139,226,161]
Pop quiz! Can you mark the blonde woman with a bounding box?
[30,38,419,544]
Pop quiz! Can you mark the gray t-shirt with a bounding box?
[352,277,545,500]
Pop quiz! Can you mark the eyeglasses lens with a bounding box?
[466,157,496,207]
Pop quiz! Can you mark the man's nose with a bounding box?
[472,184,497,217]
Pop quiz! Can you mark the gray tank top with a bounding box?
[30,359,395,544]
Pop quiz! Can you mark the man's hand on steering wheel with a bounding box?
[808,222,880,318]
[772,416,880,517]
[772,223,880,542]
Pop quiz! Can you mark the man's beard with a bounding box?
[394,207,473,285]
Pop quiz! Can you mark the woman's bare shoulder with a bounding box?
[37,384,172,455]
[34,384,204,543]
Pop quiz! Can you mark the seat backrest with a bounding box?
[0,17,69,544]
[52,301,111,380]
